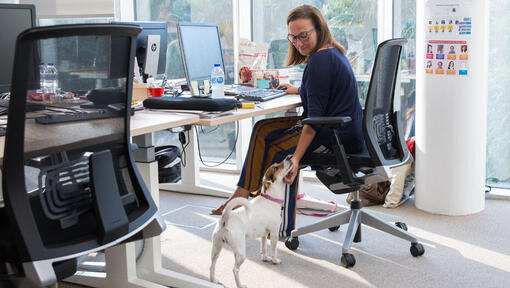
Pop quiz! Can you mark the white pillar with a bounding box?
[415,0,489,215]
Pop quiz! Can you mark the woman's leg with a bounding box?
[210,117,300,215]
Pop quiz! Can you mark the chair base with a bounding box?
[287,198,424,267]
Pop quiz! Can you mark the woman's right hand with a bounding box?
[276,83,299,95]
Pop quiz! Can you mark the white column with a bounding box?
[415,0,488,215]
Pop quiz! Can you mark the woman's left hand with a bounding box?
[284,157,300,184]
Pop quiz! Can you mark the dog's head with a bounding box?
[262,155,293,193]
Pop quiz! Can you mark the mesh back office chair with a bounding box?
[0,24,165,287]
[285,39,425,268]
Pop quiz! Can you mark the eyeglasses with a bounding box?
[287,28,315,44]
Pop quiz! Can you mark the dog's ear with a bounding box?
[271,166,278,182]
[263,179,271,191]
[263,171,274,191]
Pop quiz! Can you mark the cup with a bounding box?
[147,87,164,97]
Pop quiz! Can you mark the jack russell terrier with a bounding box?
[210,155,293,288]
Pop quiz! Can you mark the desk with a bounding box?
[159,94,302,197]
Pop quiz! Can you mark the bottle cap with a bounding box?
[214,64,221,67]
[48,63,54,65]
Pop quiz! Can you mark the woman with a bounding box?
[211,5,363,237]
[448,61,455,70]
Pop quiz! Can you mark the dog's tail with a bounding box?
[220,198,250,227]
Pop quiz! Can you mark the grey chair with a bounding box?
[285,38,424,268]
[0,24,165,287]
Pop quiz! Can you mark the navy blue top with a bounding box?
[300,48,363,153]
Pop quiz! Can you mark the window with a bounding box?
[393,0,416,140]
[38,18,112,26]
[487,0,510,189]
[252,1,378,103]
[134,0,234,83]
[37,18,115,92]
[135,0,236,166]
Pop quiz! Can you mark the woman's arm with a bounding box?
[276,83,299,94]
[284,124,316,184]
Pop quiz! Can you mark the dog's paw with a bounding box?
[271,258,282,265]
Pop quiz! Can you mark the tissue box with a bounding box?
[132,82,147,102]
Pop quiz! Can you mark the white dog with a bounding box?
[210,155,293,288]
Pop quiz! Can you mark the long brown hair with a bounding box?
[285,5,346,66]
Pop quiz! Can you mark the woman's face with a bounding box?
[288,18,317,57]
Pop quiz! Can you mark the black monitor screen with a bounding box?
[0,4,36,93]
[112,21,167,77]
[177,23,225,90]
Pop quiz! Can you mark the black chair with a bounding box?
[0,24,165,287]
[284,39,424,268]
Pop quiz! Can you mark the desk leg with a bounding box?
[65,243,163,288]
[159,126,232,198]
[236,118,252,170]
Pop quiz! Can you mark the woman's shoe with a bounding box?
[210,204,226,215]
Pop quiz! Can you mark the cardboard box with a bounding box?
[132,82,147,102]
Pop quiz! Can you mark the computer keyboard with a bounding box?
[235,88,287,102]
[35,110,123,124]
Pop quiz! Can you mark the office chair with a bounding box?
[0,24,165,287]
[284,38,424,268]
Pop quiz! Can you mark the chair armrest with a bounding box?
[302,116,352,128]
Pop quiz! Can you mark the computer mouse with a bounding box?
[277,86,287,90]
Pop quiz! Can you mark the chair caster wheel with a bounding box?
[328,226,340,232]
[285,236,299,250]
[341,253,356,268]
[395,222,407,231]
[410,243,425,257]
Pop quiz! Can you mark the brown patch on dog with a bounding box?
[262,162,285,192]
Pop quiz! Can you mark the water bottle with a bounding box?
[211,64,224,98]
[39,62,46,92]
[46,63,58,94]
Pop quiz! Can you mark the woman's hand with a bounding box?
[284,156,300,184]
[276,83,299,95]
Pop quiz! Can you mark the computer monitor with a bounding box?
[111,21,167,80]
[177,22,226,97]
[0,4,36,93]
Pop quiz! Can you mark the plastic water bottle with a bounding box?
[46,63,58,94]
[211,64,224,98]
[39,62,47,92]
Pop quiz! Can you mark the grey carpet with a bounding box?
[156,172,510,288]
